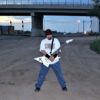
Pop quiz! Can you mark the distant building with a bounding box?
[91,17,99,33]
[0,25,14,35]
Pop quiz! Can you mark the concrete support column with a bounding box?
[99,18,100,34]
[31,12,43,36]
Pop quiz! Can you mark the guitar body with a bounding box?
[34,56,60,67]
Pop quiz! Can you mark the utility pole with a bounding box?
[6,0,7,5]
[22,20,24,31]
[80,0,82,4]
[90,17,92,33]
[10,20,12,26]
[99,19,100,33]
[83,20,85,33]
[77,20,80,33]
[13,0,15,4]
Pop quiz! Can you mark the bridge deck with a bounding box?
[0,4,93,16]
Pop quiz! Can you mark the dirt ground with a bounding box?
[0,36,100,100]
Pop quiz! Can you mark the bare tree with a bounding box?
[89,0,100,18]
[92,0,100,3]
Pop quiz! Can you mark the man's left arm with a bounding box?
[52,38,61,58]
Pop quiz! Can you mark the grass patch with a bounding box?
[90,39,100,54]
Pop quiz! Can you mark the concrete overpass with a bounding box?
[0,4,94,36]
[0,4,93,15]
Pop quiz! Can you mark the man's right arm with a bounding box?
[40,40,54,62]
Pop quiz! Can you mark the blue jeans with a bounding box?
[35,61,66,89]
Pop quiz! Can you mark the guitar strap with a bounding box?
[50,38,54,55]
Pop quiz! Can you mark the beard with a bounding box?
[47,37,52,40]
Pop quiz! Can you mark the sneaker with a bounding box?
[62,87,67,91]
[35,87,40,92]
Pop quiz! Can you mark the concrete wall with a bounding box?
[91,17,99,33]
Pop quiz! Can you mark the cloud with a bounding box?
[24,17,31,23]
[0,16,31,24]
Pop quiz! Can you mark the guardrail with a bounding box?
[0,0,92,5]
[0,3,93,9]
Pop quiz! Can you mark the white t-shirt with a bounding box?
[40,38,61,64]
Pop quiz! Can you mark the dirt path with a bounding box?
[0,36,100,100]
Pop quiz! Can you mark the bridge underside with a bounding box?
[0,4,99,36]
[0,4,93,16]
[0,12,90,16]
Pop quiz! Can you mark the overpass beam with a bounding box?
[31,13,43,36]
[99,18,100,34]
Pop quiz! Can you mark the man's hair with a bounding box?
[45,29,52,35]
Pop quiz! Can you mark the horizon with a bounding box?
[0,16,92,33]
[0,0,98,33]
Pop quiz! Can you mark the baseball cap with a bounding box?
[45,29,52,35]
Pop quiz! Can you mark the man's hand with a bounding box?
[49,56,55,62]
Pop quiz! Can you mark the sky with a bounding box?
[0,16,91,33]
[0,0,93,33]
[0,0,93,4]
[44,16,91,33]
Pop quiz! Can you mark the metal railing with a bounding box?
[0,0,93,5]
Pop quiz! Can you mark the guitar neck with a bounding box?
[51,48,61,55]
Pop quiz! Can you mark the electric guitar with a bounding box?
[34,39,73,67]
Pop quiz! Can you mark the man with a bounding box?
[35,29,67,92]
